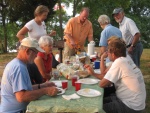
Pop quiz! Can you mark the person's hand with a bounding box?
[128,46,134,54]
[101,51,108,59]
[84,64,94,76]
[46,86,58,96]
[70,39,76,48]
[49,30,56,37]
[44,81,56,87]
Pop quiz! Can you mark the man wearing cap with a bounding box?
[0,37,58,112]
[112,7,143,67]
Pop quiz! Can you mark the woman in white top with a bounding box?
[16,5,56,41]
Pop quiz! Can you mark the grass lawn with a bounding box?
[0,48,150,112]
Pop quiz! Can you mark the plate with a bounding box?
[52,81,62,87]
[57,87,65,95]
[77,78,99,85]
[77,88,101,97]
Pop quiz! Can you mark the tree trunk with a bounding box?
[58,0,63,40]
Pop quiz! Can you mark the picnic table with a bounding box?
[26,76,105,113]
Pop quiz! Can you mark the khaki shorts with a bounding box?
[63,43,85,60]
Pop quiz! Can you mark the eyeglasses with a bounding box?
[29,48,38,54]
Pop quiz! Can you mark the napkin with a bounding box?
[62,93,80,100]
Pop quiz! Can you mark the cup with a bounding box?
[92,57,96,62]
[62,80,68,89]
[53,71,59,80]
[71,76,78,86]
[94,61,100,69]
[75,82,81,91]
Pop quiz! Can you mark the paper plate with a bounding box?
[57,87,65,95]
[52,80,62,87]
[77,88,101,97]
[77,78,99,85]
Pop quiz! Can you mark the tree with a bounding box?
[0,0,58,53]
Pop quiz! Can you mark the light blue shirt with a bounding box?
[99,24,122,46]
[1,58,32,113]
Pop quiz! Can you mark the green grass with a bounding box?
[140,49,150,113]
[0,49,150,112]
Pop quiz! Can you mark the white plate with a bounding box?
[77,88,101,97]
[52,81,62,87]
[57,87,65,95]
[77,78,99,85]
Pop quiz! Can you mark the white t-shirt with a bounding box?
[104,57,146,110]
[119,16,140,45]
[25,19,47,40]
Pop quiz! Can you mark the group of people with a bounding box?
[0,4,146,113]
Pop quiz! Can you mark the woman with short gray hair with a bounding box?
[27,36,54,84]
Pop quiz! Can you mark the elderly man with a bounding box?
[1,38,58,112]
[112,7,143,67]
[63,7,93,59]
[98,14,122,56]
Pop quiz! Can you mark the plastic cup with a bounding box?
[75,82,81,91]
[62,80,68,89]
[92,57,96,62]
[94,61,100,69]
[72,76,78,86]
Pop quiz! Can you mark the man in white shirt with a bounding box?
[112,8,143,68]
[100,38,146,113]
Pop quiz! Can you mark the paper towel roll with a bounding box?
[87,43,95,56]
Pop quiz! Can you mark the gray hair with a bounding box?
[98,15,110,25]
[38,35,53,47]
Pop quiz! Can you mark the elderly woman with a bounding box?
[27,35,53,84]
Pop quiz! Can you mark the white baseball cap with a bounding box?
[21,37,44,52]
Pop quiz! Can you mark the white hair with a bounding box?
[38,35,53,47]
[98,14,110,25]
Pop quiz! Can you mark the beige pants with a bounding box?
[63,43,85,60]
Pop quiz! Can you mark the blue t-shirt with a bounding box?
[1,58,32,113]
[99,24,122,46]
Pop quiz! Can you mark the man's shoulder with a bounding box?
[68,16,78,23]
[124,16,135,23]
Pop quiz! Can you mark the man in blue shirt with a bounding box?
[1,37,58,113]
[98,14,122,56]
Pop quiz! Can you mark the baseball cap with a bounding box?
[112,8,123,16]
[21,37,44,52]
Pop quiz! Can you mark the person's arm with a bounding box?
[32,82,56,90]
[48,30,56,37]
[16,27,29,41]
[100,51,108,74]
[84,64,104,80]
[88,22,93,42]
[34,56,51,80]
[128,33,140,54]
[88,35,93,42]
[65,33,76,48]
[100,78,112,88]
[99,46,107,57]
[15,86,58,102]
